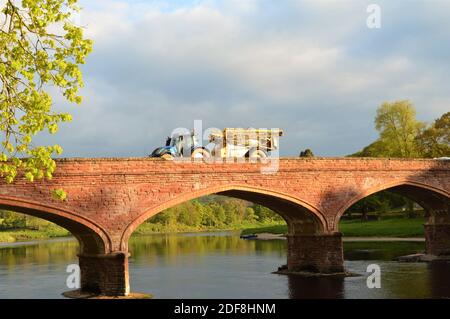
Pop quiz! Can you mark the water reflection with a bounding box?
[287,275,344,299]
[0,233,449,298]
[344,241,425,261]
[429,262,450,298]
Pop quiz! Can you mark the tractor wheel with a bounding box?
[248,148,268,160]
[191,148,210,160]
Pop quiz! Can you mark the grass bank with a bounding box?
[240,217,425,238]
[0,227,71,243]
[132,221,284,236]
[0,221,282,244]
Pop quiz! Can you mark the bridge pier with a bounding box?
[286,233,345,274]
[78,252,130,296]
[425,224,450,256]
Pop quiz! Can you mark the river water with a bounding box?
[0,231,449,299]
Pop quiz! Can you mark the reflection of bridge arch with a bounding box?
[121,184,328,251]
[0,196,110,254]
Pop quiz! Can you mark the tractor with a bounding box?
[150,128,283,160]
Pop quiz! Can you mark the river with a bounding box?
[0,231,449,299]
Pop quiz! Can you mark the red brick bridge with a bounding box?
[1,157,449,296]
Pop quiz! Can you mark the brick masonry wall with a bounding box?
[0,157,448,252]
[425,224,450,256]
[79,252,130,296]
[287,233,344,273]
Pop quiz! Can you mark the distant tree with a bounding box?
[177,201,202,227]
[350,100,428,158]
[200,205,216,227]
[346,191,410,220]
[0,210,26,229]
[244,207,258,223]
[252,204,282,222]
[405,199,417,219]
[416,112,450,158]
[210,203,226,226]
[350,140,388,157]
[349,194,382,221]
[299,149,314,157]
[374,100,425,157]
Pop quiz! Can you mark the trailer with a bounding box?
[208,128,283,159]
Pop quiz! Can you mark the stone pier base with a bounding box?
[286,233,345,274]
[78,252,130,296]
[425,224,450,256]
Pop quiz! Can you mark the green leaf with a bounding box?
[51,189,67,201]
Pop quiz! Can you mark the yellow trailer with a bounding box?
[208,128,283,159]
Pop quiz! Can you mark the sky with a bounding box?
[36,0,450,157]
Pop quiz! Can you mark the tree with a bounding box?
[244,207,258,223]
[416,112,450,158]
[252,204,281,222]
[374,100,425,157]
[348,193,382,221]
[0,0,92,185]
[350,140,389,157]
[200,205,217,227]
[346,191,409,220]
[212,204,226,225]
[299,148,314,157]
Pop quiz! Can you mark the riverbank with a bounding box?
[240,217,425,238]
[0,228,70,243]
[0,217,426,244]
[252,232,425,242]
[0,221,283,244]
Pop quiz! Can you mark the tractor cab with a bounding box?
[151,132,207,159]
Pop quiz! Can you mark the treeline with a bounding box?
[0,210,70,241]
[345,191,422,221]
[0,210,62,231]
[136,195,284,234]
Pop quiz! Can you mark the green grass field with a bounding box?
[241,217,425,237]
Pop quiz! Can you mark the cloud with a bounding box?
[35,0,450,157]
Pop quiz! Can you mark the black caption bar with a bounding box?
[1,299,448,318]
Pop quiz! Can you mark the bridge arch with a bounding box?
[0,196,111,254]
[334,180,450,229]
[120,184,328,251]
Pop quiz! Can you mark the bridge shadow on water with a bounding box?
[429,262,450,298]
[286,275,345,299]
